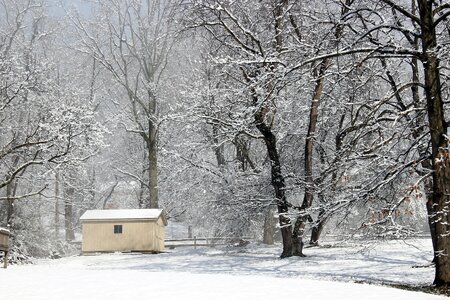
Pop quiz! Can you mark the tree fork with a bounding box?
[293,58,329,257]
[252,85,293,257]
[295,0,353,254]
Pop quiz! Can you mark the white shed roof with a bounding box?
[80,209,165,223]
[0,227,10,235]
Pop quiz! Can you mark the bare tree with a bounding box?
[292,0,354,256]
[71,0,183,208]
[314,0,450,285]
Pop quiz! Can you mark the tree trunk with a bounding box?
[138,157,146,208]
[102,180,119,209]
[294,1,353,255]
[6,154,21,228]
[310,208,327,246]
[309,113,347,245]
[267,0,293,258]
[188,225,192,239]
[54,172,60,241]
[254,97,293,257]
[263,208,275,245]
[6,183,14,228]
[88,168,96,209]
[148,124,159,209]
[213,124,225,168]
[293,58,329,256]
[64,185,75,241]
[292,219,306,256]
[417,0,450,286]
[425,180,438,263]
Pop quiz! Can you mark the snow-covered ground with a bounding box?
[0,238,447,299]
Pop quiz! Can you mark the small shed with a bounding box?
[80,209,167,254]
[0,227,10,268]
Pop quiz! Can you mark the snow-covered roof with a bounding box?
[80,209,166,224]
[0,227,10,235]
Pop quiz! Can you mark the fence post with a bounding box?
[3,251,7,269]
[194,236,197,249]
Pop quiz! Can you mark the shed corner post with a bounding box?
[3,250,7,269]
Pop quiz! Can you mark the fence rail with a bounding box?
[165,236,252,249]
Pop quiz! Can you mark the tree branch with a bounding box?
[0,185,47,201]
[378,0,422,24]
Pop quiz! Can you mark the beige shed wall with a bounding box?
[0,233,8,250]
[82,218,165,253]
[155,217,165,250]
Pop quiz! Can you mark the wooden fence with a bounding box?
[165,237,251,249]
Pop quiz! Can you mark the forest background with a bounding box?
[0,0,449,287]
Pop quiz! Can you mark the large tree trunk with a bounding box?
[425,179,438,263]
[292,58,329,256]
[268,0,293,257]
[294,1,353,255]
[254,96,293,257]
[309,112,347,245]
[310,207,326,247]
[249,0,293,253]
[417,0,450,286]
[148,124,159,208]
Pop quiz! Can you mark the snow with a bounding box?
[79,209,164,221]
[0,238,447,300]
[2,270,444,300]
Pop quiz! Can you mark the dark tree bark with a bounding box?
[415,0,450,286]
[253,88,292,257]
[148,124,159,209]
[293,0,353,255]
[309,111,348,245]
[406,3,438,261]
[256,120,293,257]
[411,49,438,264]
[234,136,257,172]
[6,183,14,228]
[310,206,326,247]
[376,0,440,263]
[292,58,328,256]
